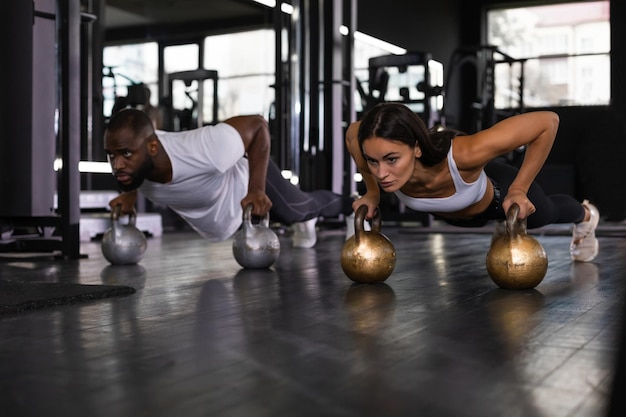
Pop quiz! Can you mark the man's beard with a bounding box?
[117,157,154,192]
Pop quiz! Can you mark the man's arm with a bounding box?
[223,115,273,216]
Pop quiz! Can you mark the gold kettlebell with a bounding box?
[341,205,396,283]
[486,203,548,290]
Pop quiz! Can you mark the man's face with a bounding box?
[104,128,154,192]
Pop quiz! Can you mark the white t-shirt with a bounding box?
[139,123,249,241]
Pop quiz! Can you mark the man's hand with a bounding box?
[109,190,138,216]
[241,191,272,217]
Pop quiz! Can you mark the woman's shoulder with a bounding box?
[346,121,361,140]
[448,134,489,172]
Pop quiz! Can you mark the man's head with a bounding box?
[104,109,157,192]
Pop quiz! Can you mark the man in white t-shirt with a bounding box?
[104,109,354,248]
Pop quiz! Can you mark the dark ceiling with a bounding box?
[104,0,268,29]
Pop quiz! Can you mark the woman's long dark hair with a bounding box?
[357,103,457,167]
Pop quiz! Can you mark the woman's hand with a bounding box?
[502,189,536,220]
[352,193,380,220]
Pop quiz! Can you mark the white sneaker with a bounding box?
[292,217,317,248]
[570,200,600,262]
[345,212,371,240]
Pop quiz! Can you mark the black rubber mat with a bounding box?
[0,280,135,314]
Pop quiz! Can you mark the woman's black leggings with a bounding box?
[264,159,354,225]
[442,161,586,229]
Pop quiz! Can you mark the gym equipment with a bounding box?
[486,203,548,289]
[232,204,280,269]
[341,205,397,283]
[358,51,444,128]
[101,205,147,265]
[164,69,218,131]
[442,45,526,134]
[0,1,84,258]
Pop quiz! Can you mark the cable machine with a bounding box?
[271,0,356,201]
[357,51,444,128]
[0,0,87,258]
[163,69,219,131]
[442,45,526,134]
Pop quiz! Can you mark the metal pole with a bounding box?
[289,0,302,180]
[344,0,357,197]
[57,0,82,258]
[274,1,290,169]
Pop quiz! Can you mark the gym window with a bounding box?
[486,1,610,109]
[203,29,276,122]
[102,42,159,118]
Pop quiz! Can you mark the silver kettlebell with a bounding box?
[101,204,147,265]
[232,204,280,269]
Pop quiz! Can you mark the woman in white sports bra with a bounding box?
[345,102,599,262]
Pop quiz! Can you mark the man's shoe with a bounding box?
[292,217,317,248]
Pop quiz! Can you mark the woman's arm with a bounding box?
[345,121,380,219]
[455,111,559,218]
[224,115,273,217]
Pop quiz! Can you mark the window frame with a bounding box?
[483,0,611,110]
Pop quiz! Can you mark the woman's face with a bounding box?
[361,136,419,192]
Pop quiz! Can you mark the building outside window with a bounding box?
[486,1,610,108]
[203,30,275,122]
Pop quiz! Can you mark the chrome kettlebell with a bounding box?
[486,203,548,289]
[101,204,148,265]
[341,205,396,283]
[232,204,280,269]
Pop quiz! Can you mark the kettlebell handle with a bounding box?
[111,203,137,227]
[505,203,526,235]
[354,205,381,243]
[243,203,270,227]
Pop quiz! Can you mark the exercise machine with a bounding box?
[357,51,444,128]
[162,69,219,131]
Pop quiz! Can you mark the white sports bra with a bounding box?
[394,146,488,213]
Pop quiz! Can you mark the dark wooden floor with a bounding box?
[1,222,625,417]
